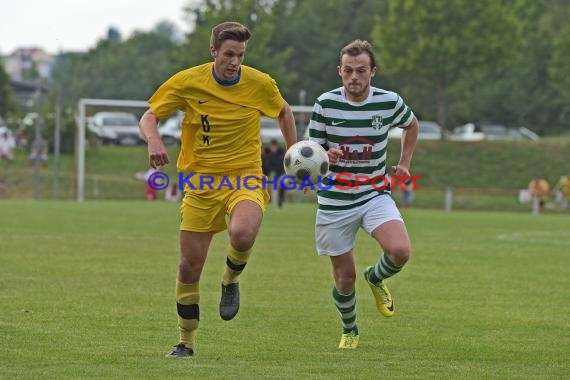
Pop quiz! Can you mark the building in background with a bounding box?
[3,47,54,82]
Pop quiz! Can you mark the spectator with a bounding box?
[262,139,286,207]
[552,171,570,210]
[16,128,28,149]
[165,182,181,202]
[0,131,16,165]
[527,176,550,211]
[135,167,159,201]
[145,183,157,201]
[29,136,48,167]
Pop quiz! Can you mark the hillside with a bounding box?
[389,138,570,190]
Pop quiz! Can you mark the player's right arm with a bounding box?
[277,101,297,150]
[140,110,169,169]
[141,70,188,169]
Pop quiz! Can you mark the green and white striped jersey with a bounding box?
[308,86,414,211]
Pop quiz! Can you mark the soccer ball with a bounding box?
[283,140,329,184]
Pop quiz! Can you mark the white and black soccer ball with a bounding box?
[283,140,329,184]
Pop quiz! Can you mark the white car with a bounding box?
[511,127,540,141]
[449,123,539,141]
[88,112,142,145]
[260,116,282,144]
[388,120,443,140]
[158,113,183,145]
[448,123,485,141]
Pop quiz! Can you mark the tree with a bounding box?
[271,0,382,103]
[47,25,182,153]
[551,25,570,94]
[154,20,183,43]
[106,27,122,44]
[373,0,523,129]
[175,0,296,101]
[463,0,570,134]
[550,15,570,131]
[0,61,17,118]
[50,26,179,102]
[550,26,570,131]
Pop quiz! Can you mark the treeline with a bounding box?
[2,0,570,150]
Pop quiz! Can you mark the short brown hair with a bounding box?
[210,22,251,50]
[339,39,377,69]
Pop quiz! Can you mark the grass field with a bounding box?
[1,202,569,379]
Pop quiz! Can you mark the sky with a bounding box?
[0,0,191,55]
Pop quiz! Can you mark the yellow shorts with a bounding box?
[179,171,270,233]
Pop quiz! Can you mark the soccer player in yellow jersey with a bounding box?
[528,176,550,211]
[139,21,297,357]
[553,171,570,210]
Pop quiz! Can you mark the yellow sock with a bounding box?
[175,278,199,349]
[222,246,252,285]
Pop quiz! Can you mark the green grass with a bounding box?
[394,139,570,190]
[1,202,569,379]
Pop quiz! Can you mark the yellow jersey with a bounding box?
[556,176,570,197]
[148,63,284,174]
[528,179,550,198]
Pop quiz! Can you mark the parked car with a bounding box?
[260,116,282,143]
[449,122,539,142]
[510,127,540,141]
[87,112,142,145]
[418,121,443,140]
[388,120,443,140]
[479,124,511,140]
[158,113,183,145]
[448,123,485,141]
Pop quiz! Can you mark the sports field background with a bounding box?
[1,201,568,379]
[1,138,569,214]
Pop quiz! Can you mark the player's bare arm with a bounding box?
[391,116,419,177]
[139,109,170,169]
[277,101,297,149]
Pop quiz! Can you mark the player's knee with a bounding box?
[337,276,356,293]
[229,230,256,252]
[387,244,411,266]
[334,270,356,293]
[178,258,203,283]
[230,234,255,252]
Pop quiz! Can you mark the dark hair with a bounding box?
[339,39,377,69]
[210,22,251,50]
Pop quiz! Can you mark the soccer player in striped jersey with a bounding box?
[139,21,297,357]
[307,39,419,349]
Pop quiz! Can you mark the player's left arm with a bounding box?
[278,100,297,150]
[392,115,419,177]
